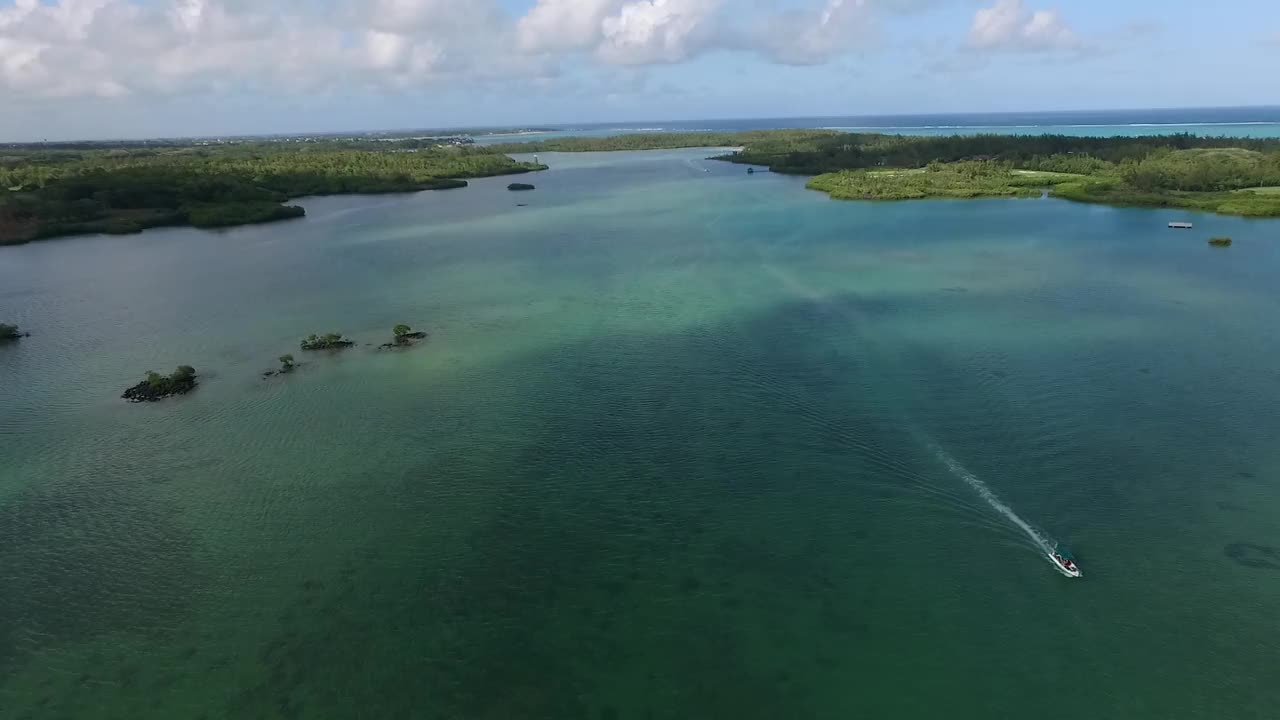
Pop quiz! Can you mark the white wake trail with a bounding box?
[750,259,1069,570]
[929,442,1055,556]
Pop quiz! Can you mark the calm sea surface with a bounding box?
[2,149,1280,719]
[473,107,1280,143]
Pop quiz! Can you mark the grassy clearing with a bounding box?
[808,162,1081,202]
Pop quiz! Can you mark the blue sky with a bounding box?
[1,0,1277,140]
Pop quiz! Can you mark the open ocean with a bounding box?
[472,106,1280,143]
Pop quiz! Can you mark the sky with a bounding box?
[0,0,1277,141]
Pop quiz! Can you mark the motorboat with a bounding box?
[1049,547,1082,578]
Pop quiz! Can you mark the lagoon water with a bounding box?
[3,149,1280,719]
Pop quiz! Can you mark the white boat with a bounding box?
[1049,547,1082,578]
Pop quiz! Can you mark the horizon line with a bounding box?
[5,104,1280,146]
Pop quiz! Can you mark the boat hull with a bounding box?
[1049,553,1082,578]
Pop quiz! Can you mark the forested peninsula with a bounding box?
[5,130,1279,245]
[0,139,546,244]
[505,130,1280,217]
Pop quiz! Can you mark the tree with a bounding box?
[393,324,412,338]
[0,323,21,339]
[279,354,295,369]
[173,365,197,382]
[145,370,164,386]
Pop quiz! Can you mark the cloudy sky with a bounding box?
[1,0,1276,140]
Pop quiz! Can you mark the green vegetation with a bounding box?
[385,324,427,348]
[301,333,354,351]
[0,323,25,340]
[7,129,1280,242]
[187,202,305,229]
[263,353,298,378]
[1209,237,1234,247]
[1,140,547,244]
[488,130,837,154]
[122,365,198,402]
[807,162,1082,201]
[699,131,1280,217]
[488,128,1280,217]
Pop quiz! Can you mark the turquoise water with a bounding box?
[471,108,1280,143]
[3,149,1280,718]
[477,123,1280,144]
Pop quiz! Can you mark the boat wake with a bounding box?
[747,260,1076,576]
[928,442,1072,574]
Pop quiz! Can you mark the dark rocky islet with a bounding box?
[122,366,198,402]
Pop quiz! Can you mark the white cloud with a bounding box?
[968,0,1079,51]
[0,0,554,102]
[0,0,351,98]
[516,0,723,65]
[516,0,621,53]
[0,0,1091,111]
[756,0,875,65]
[597,0,722,65]
[515,0,925,67]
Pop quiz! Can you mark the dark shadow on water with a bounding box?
[9,286,1274,718]
[0,476,202,671]
[1224,543,1280,570]
[205,292,1012,720]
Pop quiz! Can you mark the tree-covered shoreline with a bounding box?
[717,133,1280,216]
[6,129,1280,244]
[0,141,546,245]
[492,129,1280,217]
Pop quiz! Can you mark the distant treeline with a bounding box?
[0,143,545,244]
[487,128,1280,216]
[488,130,839,154]
[715,132,1280,216]
[722,132,1278,173]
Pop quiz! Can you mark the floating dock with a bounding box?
[1169,222,1194,229]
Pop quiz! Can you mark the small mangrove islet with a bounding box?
[263,354,299,377]
[1,323,27,340]
[122,366,197,402]
[508,183,536,191]
[300,333,355,351]
[380,324,428,349]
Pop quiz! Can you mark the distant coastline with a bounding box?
[5,107,1280,147]
[469,107,1280,145]
[495,130,1280,218]
[0,140,546,245]
[6,108,1280,245]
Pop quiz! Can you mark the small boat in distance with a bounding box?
[1049,546,1082,578]
[1169,222,1194,229]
